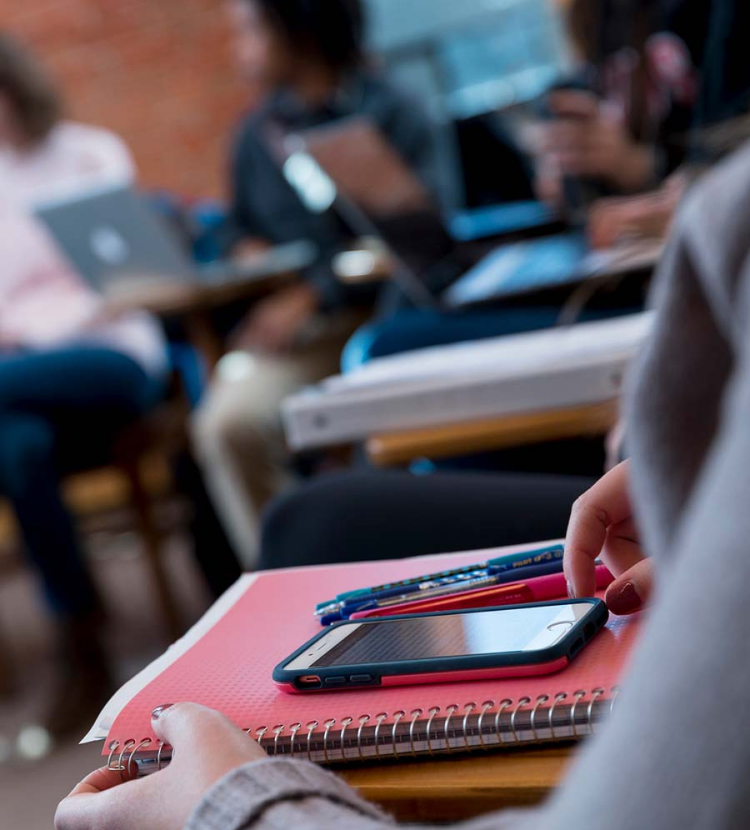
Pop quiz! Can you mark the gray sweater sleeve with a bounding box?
[187,154,750,830]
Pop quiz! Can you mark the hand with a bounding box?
[232,282,320,354]
[588,175,685,249]
[530,90,656,195]
[564,461,654,615]
[232,237,273,263]
[55,703,267,830]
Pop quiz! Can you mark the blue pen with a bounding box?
[487,546,564,575]
[314,545,564,618]
[320,554,566,625]
[314,562,493,614]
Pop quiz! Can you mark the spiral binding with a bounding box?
[108,685,620,774]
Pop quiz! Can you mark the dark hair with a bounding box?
[565,0,657,140]
[0,33,62,143]
[252,0,365,74]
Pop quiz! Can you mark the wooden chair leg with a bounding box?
[121,460,183,640]
[0,630,13,699]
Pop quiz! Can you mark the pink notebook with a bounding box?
[91,543,640,767]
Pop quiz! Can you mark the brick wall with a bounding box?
[0,0,260,199]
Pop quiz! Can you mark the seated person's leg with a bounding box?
[0,347,162,426]
[0,410,98,619]
[260,469,594,570]
[0,347,163,735]
[191,343,345,570]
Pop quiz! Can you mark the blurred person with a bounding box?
[531,0,750,211]
[0,35,133,197]
[344,0,750,367]
[191,0,442,567]
[0,34,168,737]
[582,0,750,249]
[57,139,750,830]
[261,0,750,573]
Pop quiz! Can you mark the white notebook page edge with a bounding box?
[80,574,260,744]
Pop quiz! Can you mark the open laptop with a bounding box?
[442,231,664,308]
[281,119,661,311]
[35,184,317,299]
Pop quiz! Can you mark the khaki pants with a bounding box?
[191,318,361,569]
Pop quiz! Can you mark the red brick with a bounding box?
[1,0,259,198]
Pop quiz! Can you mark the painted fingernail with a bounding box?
[609,581,641,615]
[566,579,576,599]
[151,704,175,721]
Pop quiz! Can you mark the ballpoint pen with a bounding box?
[315,544,564,619]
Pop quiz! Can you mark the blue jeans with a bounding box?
[342,307,640,372]
[0,347,162,618]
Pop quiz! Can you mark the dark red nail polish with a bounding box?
[151,704,175,720]
[610,581,641,614]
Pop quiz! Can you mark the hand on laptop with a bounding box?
[531,90,656,198]
[232,237,274,263]
[55,703,266,830]
[564,461,654,615]
[587,175,686,249]
[232,282,320,354]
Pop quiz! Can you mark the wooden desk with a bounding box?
[107,269,296,370]
[367,401,619,468]
[342,745,573,822]
[105,245,315,369]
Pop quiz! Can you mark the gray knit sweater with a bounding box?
[187,145,750,830]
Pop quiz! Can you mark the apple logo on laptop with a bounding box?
[90,226,130,264]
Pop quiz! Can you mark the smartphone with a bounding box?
[273,599,608,693]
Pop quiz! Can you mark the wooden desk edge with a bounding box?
[341,746,573,821]
[367,401,620,467]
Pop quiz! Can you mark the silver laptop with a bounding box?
[35,184,318,296]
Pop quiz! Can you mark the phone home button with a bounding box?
[547,621,574,632]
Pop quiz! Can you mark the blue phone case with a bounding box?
[273,599,608,692]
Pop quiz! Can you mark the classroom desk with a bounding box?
[366,401,620,467]
[104,246,314,369]
[342,744,573,822]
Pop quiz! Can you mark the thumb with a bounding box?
[605,558,655,615]
[548,89,599,119]
[151,702,233,754]
[65,765,135,798]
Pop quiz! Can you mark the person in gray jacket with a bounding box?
[55,139,750,830]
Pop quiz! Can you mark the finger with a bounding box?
[151,702,239,755]
[540,123,589,152]
[551,154,596,177]
[66,765,135,798]
[56,775,156,830]
[600,520,645,578]
[564,462,632,598]
[604,558,654,615]
[548,89,599,119]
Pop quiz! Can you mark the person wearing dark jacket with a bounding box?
[191,0,442,567]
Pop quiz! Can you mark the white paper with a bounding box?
[81,574,260,744]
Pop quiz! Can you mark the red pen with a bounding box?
[348,564,614,620]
